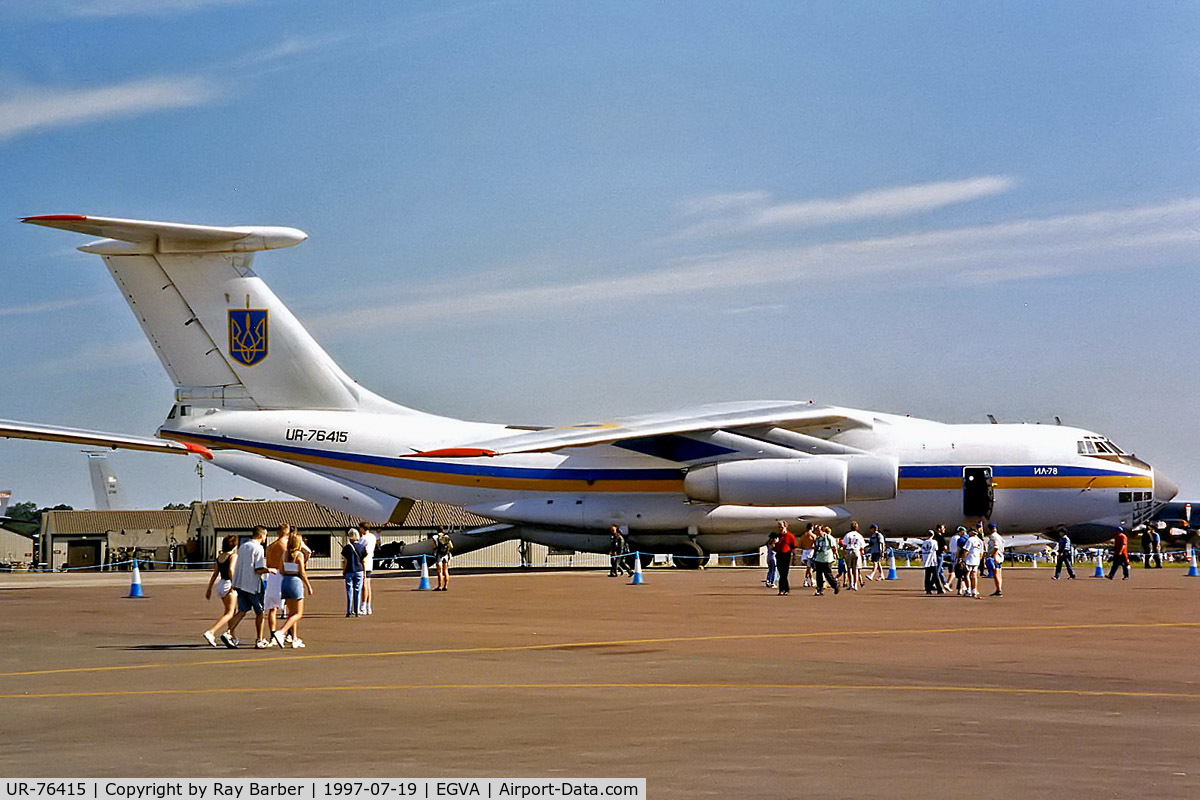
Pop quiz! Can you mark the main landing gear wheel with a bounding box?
[671,541,709,570]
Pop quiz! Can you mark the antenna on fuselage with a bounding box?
[986,414,997,424]
[1054,416,1062,425]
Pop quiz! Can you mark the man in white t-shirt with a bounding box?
[841,524,866,591]
[985,522,1005,597]
[919,529,944,595]
[227,526,270,648]
[359,524,378,615]
[963,529,985,599]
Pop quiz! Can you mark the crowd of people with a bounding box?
[202,522,381,649]
[768,520,1010,599]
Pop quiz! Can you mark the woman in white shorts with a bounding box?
[203,535,239,647]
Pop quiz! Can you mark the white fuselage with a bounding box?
[162,405,1157,550]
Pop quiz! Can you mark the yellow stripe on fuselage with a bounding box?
[899,475,1153,491]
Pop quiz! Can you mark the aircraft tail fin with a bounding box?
[85,451,127,511]
[23,215,409,413]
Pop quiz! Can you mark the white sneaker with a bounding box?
[290,638,305,649]
[203,631,217,648]
[255,639,269,649]
[272,630,286,648]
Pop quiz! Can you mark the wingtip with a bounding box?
[22,214,89,223]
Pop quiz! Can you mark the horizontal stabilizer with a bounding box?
[0,419,212,459]
[22,214,306,254]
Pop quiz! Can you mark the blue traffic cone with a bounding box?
[1093,551,1104,578]
[416,555,432,590]
[127,559,145,598]
[630,552,645,585]
[886,550,898,580]
[1186,548,1198,578]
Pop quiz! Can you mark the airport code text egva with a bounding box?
[1,782,645,800]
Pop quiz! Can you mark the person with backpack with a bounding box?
[811,526,840,596]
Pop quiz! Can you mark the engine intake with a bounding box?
[684,456,897,506]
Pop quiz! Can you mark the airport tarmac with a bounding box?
[1,565,1198,798]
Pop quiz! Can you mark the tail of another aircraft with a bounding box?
[85,451,127,511]
[23,215,410,414]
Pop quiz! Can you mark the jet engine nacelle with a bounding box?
[684,456,897,506]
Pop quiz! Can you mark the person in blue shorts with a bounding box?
[227,526,270,648]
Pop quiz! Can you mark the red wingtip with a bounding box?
[182,442,214,460]
[405,448,497,458]
[22,214,88,222]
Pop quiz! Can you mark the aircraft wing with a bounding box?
[0,419,213,459]
[431,401,873,457]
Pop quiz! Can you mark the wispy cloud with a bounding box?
[31,339,157,376]
[0,296,105,319]
[674,176,1017,239]
[313,197,1200,332]
[50,0,251,18]
[0,76,220,142]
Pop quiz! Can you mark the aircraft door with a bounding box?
[962,467,994,519]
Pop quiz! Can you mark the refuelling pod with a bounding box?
[684,456,897,506]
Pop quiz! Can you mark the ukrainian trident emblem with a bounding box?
[228,309,269,366]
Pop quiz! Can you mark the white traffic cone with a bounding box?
[416,555,432,590]
[127,559,145,598]
[630,552,645,585]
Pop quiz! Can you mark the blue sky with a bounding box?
[1,1,1197,509]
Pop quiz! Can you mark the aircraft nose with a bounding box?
[1154,470,1179,502]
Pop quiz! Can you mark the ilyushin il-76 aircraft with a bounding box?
[0,215,1178,564]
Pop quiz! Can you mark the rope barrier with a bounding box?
[6,547,1197,573]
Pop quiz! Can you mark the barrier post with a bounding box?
[630,552,645,585]
[1093,550,1104,578]
[127,559,145,598]
[886,549,898,580]
[416,555,432,590]
[1030,552,1038,568]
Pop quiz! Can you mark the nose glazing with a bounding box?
[1154,470,1179,502]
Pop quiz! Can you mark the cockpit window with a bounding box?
[1078,436,1126,457]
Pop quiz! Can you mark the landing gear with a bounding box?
[671,541,709,570]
